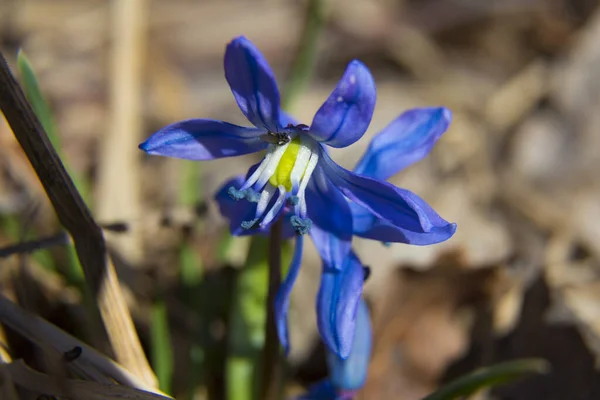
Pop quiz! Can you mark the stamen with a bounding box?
[228,186,246,201]
[259,185,287,228]
[298,149,320,193]
[228,186,260,202]
[255,142,291,189]
[245,188,260,203]
[295,149,320,218]
[290,216,312,234]
[289,136,312,192]
[255,184,277,218]
[288,196,299,206]
[240,149,274,191]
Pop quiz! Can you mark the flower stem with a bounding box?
[260,218,283,400]
[282,0,327,111]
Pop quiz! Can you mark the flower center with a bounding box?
[228,133,319,234]
[269,137,307,192]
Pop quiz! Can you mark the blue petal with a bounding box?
[293,380,337,400]
[320,149,456,241]
[317,251,364,360]
[327,299,372,392]
[354,107,452,180]
[307,165,352,271]
[309,60,376,148]
[225,36,282,132]
[351,201,456,245]
[139,119,266,160]
[275,235,304,354]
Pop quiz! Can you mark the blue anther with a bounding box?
[290,216,312,235]
[241,218,259,230]
[382,241,391,247]
[228,186,246,201]
[288,195,299,206]
[245,189,260,203]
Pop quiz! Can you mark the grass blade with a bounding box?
[226,237,292,400]
[151,299,174,394]
[16,50,59,148]
[17,49,93,206]
[422,358,550,400]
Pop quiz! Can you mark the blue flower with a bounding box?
[216,106,456,357]
[293,298,372,400]
[139,35,455,358]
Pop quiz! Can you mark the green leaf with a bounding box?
[422,358,550,400]
[17,50,60,148]
[17,49,92,207]
[176,159,206,397]
[151,299,174,394]
[226,236,292,400]
[179,160,202,208]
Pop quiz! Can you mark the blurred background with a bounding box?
[2,0,600,399]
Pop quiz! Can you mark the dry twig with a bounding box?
[0,52,157,387]
[96,0,147,263]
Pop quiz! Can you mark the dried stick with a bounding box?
[96,0,147,263]
[0,52,157,387]
[7,359,170,400]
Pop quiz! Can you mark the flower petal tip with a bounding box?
[138,139,163,156]
[347,59,369,73]
[227,35,250,48]
[309,60,376,148]
[448,222,458,236]
[138,141,150,152]
[440,106,452,123]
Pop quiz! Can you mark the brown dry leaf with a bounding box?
[363,251,511,400]
[0,362,18,400]
[484,60,550,133]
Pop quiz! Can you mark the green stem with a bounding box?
[177,160,205,397]
[282,0,327,111]
[151,298,174,394]
[260,219,283,400]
